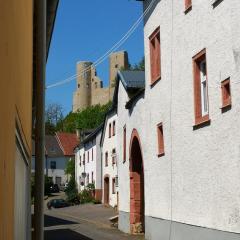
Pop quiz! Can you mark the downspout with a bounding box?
[33,0,46,239]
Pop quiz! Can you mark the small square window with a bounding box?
[50,161,56,169]
[221,78,231,108]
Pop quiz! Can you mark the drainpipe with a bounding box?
[33,0,46,239]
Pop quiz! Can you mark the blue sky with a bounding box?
[46,0,144,115]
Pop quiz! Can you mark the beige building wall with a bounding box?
[72,51,129,112]
[0,0,33,239]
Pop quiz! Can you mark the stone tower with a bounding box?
[72,51,129,112]
[72,61,92,112]
[109,51,129,88]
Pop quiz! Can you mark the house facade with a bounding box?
[100,109,118,207]
[32,134,78,186]
[75,126,103,201]
[0,1,58,239]
[116,0,240,239]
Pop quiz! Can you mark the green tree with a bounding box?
[130,57,145,71]
[59,102,111,133]
[65,158,75,177]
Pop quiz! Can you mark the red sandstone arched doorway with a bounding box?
[104,175,109,205]
[129,129,145,234]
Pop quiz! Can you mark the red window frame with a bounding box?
[185,0,192,11]
[123,125,126,163]
[149,26,161,85]
[157,123,165,157]
[193,49,210,126]
[221,78,231,108]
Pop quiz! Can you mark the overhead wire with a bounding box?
[46,0,156,89]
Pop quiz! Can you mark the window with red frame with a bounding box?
[105,152,108,167]
[157,123,165,156]
[109,123,112,138]
[221,78,231,108]
[149,27,161,85]
[185,0,192,11]
[113,121,116,136]
[112,178,116,194]
[193,49,209,125]
[123,125,126,162]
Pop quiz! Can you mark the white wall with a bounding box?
[117,0,240,234]
[75,131,102,193]
[102,112,118,207]
[31,156,69,185]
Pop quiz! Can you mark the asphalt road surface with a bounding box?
[44,203,144,240]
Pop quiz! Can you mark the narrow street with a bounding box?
[44,203,144,240]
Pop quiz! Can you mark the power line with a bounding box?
[46,0,156,89]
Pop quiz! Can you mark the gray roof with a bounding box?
[32,135,64,157]
[118,70,145,90]
[45,135,64,157]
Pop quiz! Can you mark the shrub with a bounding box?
[79,189,94,204]
[65,176,79,204]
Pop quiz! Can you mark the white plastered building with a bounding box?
[75,126,103,201]
[116,0,240,239]
[100,108,118,208]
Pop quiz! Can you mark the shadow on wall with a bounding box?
[44,229,93,240]
[143,0,161,26]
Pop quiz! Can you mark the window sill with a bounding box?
[157,152,165,158]
[221,102,231,109]
[221,103,231,113]
[184,5,192,14]
[212,0,223,8]
[193,117,211,130]
[150,75,161,88]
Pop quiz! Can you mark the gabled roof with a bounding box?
[45,135,63,157]
[56,132,79,156]
[117,70,145,90]
[113,70,145,107]
[75,124,103,150]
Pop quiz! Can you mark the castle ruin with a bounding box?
[72,51,129,112]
